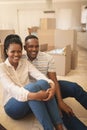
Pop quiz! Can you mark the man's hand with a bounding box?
[59,100,75,116]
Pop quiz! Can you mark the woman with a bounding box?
[0,34,64,130]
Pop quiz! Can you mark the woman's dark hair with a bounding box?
[25,35,38,42]
[4,34,23,59]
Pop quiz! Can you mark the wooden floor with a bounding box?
[0,46,87,130]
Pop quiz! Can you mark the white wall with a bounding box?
[0,1,87,40]
[0,4,18,32]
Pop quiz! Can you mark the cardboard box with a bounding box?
[0,29,15,44]
[47,45,71,76]
[0,30,15,61]
[37,29,77,51]
[37,29,55,48]
[0,44,4,61]
[39,44,48,52]
[47,46,55,51]
[40,18,56,30]
[71,50,78,69]
[55,29,77,51]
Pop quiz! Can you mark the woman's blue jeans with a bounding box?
[59,80,87,130]
[4,80,62,130]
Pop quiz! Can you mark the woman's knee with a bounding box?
[36,80,50,90]
[25,80,50,92]
[25,83,40,92]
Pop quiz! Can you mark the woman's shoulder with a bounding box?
[20,57,32,65]
[0,62,6,73]
[0,62,5,67]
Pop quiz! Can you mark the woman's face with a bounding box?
[6,43,22,66]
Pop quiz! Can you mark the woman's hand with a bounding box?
[42,82,56,101]
[43,88,55,101]
[35,90,49,100]
[28,82,56,101]
[28,90,49,101]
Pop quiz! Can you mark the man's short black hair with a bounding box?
[25,35,38,42]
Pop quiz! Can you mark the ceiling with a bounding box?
[0,0,87,3]
[0,0,86,5]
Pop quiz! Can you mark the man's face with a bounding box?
[24,38,39,61]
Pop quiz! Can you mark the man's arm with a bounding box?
[47,71,75,116]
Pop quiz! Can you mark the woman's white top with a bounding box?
[0,58,53,106]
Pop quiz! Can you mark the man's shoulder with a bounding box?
[39,51,52,58]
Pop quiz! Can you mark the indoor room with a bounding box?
[0,0,87,130]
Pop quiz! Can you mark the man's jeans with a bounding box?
[59,80,87,109]
[59,80,87,130]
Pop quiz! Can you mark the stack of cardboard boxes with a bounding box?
[40,18,56,30]
[54,29,78,69]
[38,18,56,50]
[37,18,78,75]
[0,29,15,44]
[0,29,15,61]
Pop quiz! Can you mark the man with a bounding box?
[24,35,87,130]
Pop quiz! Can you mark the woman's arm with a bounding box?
[28,61,56,100]
[0,67,29,102]
[27,90,49,101]
[0,68,50,102]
